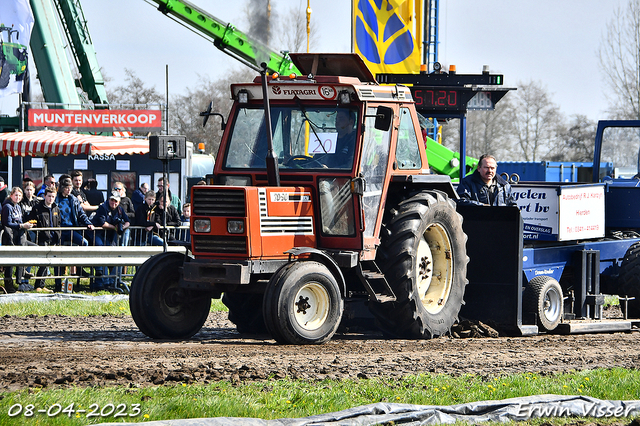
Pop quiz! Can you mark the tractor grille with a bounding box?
[193,235,247,254]
[192,188,246,217]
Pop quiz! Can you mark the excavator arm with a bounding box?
[147,0,300,75]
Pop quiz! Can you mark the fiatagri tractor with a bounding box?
[130,53,640,344]
[0,25,28,89]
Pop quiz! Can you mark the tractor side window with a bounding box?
[361,107,392,238]
[395,107,422,170]
[319,177,355,236]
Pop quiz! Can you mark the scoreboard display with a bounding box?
[376,69,513,116]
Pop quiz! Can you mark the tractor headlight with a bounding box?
[193,219,211,233]
[227,220,244,234]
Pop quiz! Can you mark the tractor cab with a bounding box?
[209,53,434,256]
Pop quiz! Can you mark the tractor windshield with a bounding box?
[224,106,358,171]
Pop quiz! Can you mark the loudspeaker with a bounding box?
[149,135,187,159]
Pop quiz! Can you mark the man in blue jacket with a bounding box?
[91,192,130,291]
[457,154,517,207]
[56,179,94,245]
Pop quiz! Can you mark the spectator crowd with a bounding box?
[1,173,189,294]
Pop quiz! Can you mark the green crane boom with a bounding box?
[54,0,109,106]
[147,0,300,76]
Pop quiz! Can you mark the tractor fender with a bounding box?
[285,247,347,296]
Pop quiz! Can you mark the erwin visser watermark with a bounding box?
[517,401,638,418]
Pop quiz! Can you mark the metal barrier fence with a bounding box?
[0,226,190,293]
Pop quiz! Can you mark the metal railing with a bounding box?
[0,226,190,293]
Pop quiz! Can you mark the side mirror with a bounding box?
[374,106,393,131]
[200,101,226,131]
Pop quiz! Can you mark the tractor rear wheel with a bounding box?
[617,241,640,318]
[263,261,343,345]
[222,292,267,334]
[371,191,468,338]
[523,275,563,332]
[0,60,10,89]
[130,252,211,339]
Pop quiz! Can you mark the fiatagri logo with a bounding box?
[271,86,319,97]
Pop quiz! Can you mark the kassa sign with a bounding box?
[28,109,162,132]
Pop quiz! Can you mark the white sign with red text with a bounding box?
[514,184,604,241]
[558,185,605,240]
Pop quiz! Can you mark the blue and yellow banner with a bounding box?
[353,0,422,75]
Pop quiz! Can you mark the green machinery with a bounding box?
[148,0,300,76]
[0,25,29,90]
[425,135,478,179]
[29,0,108,106]
[1,0,109,132]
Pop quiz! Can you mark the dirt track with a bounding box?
[0,306,639,392]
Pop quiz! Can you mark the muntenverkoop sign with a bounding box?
[513,183,605,242]
[28,109,162,132]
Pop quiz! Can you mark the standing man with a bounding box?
[131,182,149,211]
[157,177,182,215]
[37,174,56,197]
[28,187,61,291]
[55,179,94,292]
[112,182,135,246]
[456,154,517,206]
[56,179,94,246]
[71,170,98,213]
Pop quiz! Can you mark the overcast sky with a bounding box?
[0,0,624,122]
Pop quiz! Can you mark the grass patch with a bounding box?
[0,296,227,316]
[0,368,638,425]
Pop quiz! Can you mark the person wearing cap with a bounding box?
[91,191,130,291]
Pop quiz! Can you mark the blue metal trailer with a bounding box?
[459,120,640,335]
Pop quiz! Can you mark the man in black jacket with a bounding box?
[155,192,181,240]
[91,192,130,291]
[111,182,135,246]
[457,154,517,207]
[28,187,61,291]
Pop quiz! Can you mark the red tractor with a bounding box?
[130,54,468,344]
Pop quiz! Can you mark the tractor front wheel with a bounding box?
[263,261,343,345]
[130,252,211,339]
